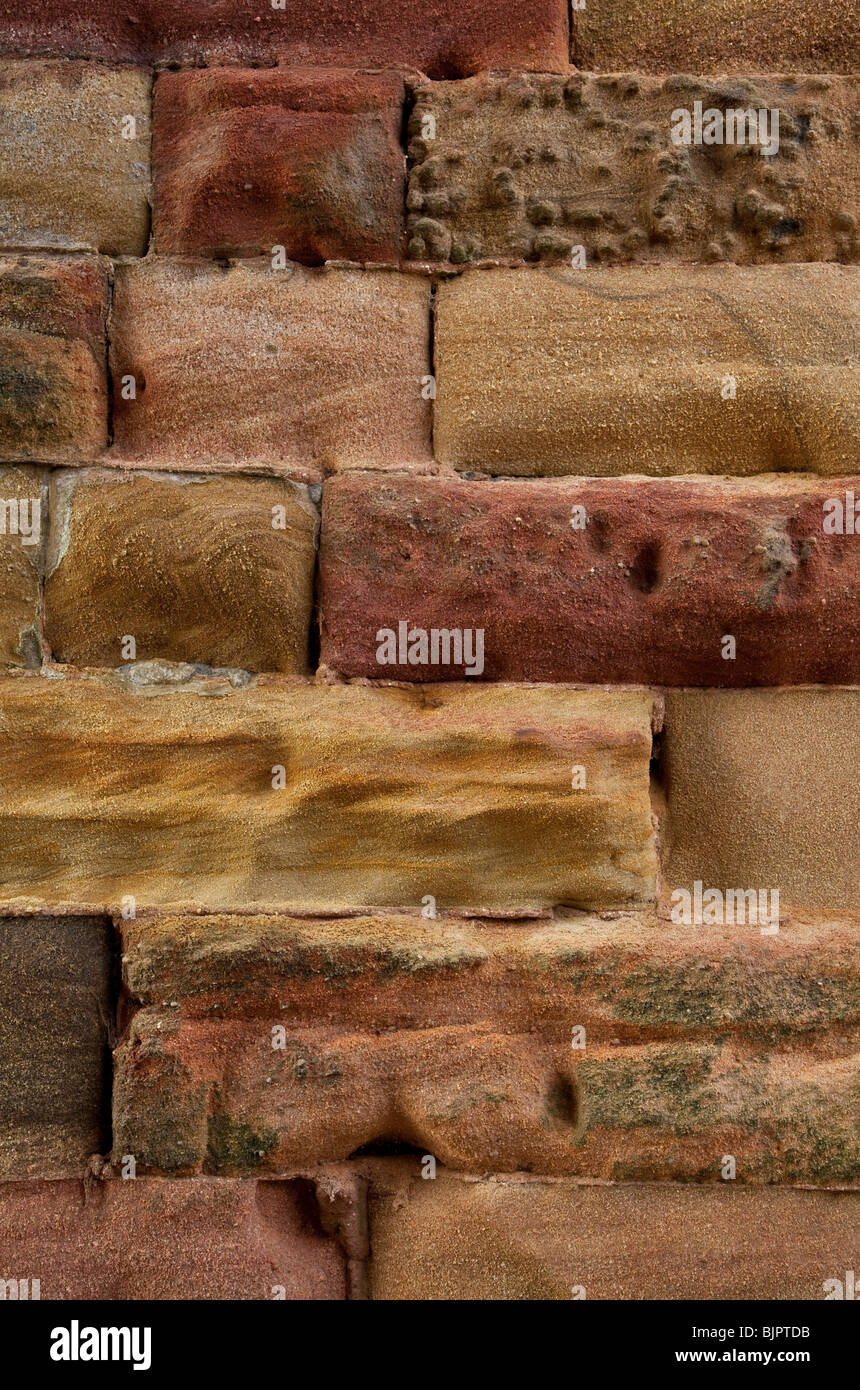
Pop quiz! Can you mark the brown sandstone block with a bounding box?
[0,61,151,256]
[0,464,44,666]
[368,1172,860,1299]
[153,69,404,263]
[109,259,431,476]
[0,1178,345,1299]
[407,73,859,267]
[574,1,859,76]
[320,473,860,686]
[663,689,860,913]
[112,912,859,1180]
[0,0,569,75]
[43,470,317,673]
[0,916,113,1179]
[0,671,655,913]
[0,255,108,463]
[434,264,859,476]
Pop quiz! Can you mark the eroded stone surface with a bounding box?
[663,690,860,913]
[0,916,112,1178]
[109,259,431,475]
[369,1171,860,1299]
[0,61,151,256]
[43,470,317,673]
[153,68,404,263]
[0,464,43,666]
[0,1178,346,1299]
[320,474,860,685]
[0,672,655,913]
[407,73,859,266]
[434,264,859,476]
[574,0,859,76]
[0,255,107,463]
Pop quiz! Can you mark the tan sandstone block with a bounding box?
[43,470,317,673]
[0,671,655,913]
[434,264,859,476]
[0,61,151,256]
[663,689,860,912]
[109,259,431,477]
[368,1172,860,1299]
[407,73,859,267]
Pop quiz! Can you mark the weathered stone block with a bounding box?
[0,61,151,256]
[153,69,404,263]
[109,259,431,476]
[0,672,655,913]
[0,255,107,462]
[407,73,859,266]
[434,265,859,476]
[43,470,317,673]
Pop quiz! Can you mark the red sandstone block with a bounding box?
[0,255,107,462]
[0,1178,345,1299]
[0,1,570,74]
[319,474,860,686]
[153,69,405,263]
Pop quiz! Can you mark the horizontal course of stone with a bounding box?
[0,670,656,914]
[112,913,859,1181]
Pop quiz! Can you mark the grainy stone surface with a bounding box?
[407,73,859,266]
[0,1178,346,1299]
[0,464,43,666]
[0,671,655,914]
[434,264,859,476]
[109,259,431,476]
[319,474,860,686]
[153,69,404,263]
[43,470,317,673]
[0,0,570,74]
[0,916,112,1178]
[0,61,151,256]
[663,690,860,913]
[574,0,859,76]
[0,255,107,463]
[113,913,860,1180]
[368,1171,860,1299]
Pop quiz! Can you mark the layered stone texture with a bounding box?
[109,260,431,476]
[0,671,655,913]
[153,69,404,264]
[0,61,151,256]
[434,264,859,476]
[0,464,43,666]
[0,255,107,463]
[0,916,113,1178]
[368,1170,860,1299]
[113,914,860,1180]
[407,73,859,266]
[0,1178,346,1299]
[574,1,858,76]
[43,470,317,673]
[0,0,570,74]
[320,474,860,686]
[663,690,860,913]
